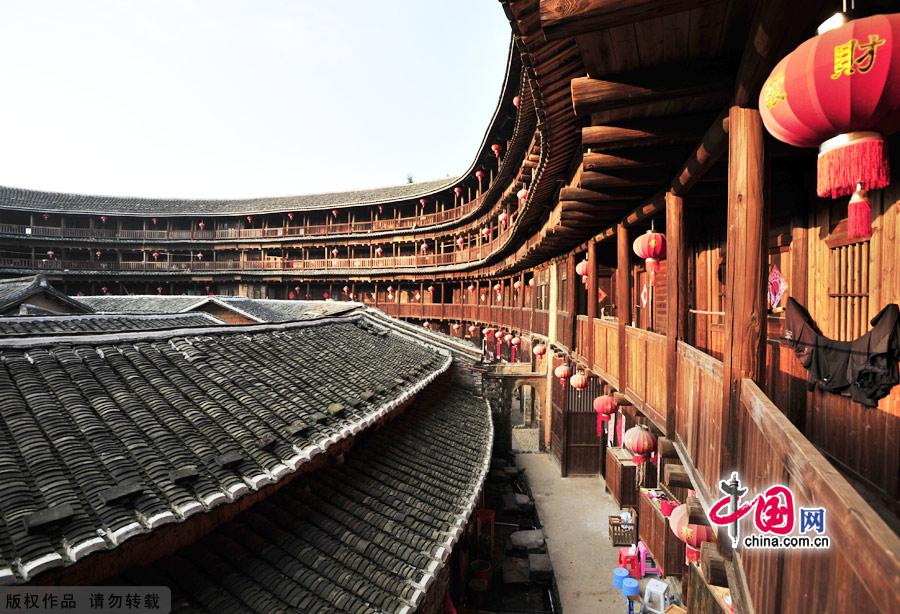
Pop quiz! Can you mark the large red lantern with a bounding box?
[759,13,900,237]
[624,425,657,465]
[633,230,667,282]
[669,504,715,557]
[594,394,617,436]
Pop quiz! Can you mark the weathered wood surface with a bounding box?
[592,317,619,387]
[624,326,667,431]
[638,492,687,577]
[606,447,638,508]
[581,115,712,149]
[541,0,722,41]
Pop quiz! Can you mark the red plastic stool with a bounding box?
[618,546,640,579]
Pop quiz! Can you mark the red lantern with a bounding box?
[633,230,667,283]
[493,283,501,292]
[419,198,427,210]
[624,425,657,465]
[198,220,205,230]
[498,211,509,227]
[575,260,588,277]
[467,284,475,294]
[156,286,163,294]
[570,372,589,390]
[46,250,54,259]
[331,248,338,257]
[387,286,393,294]
[670,504,715,549]
[42,213,49,221]
[483,327,495,337]
[759,13,900,214]
[554,364,571,384]
[427,285,434,294]
[288,291,295,300]
[196,253,203,260]
[503,333,513,343]
[420,242,428,254]
[452,323,460,332]
[528,277,535,287]
[375,246,383,257]
[95,250,101,259]
[511,336,520,346]
[343,285,349,294]
[510,336,521,361]
[100,286,108,294]
[323,292,330,299]
[151,217,157,225]
[468,325,477,333]
[152,251,159,261]
[294,285,300,293]
[287,212,294,221]
[331,209,338,218]
[454,186,462,198]
[456,237,465,249]
[533,344,547,357]
[476,169,485,182]
[246,215,253,224]
[99,216,107,224]
[491,143,502,158]
[514,280,522,292]
[423,321,430,329]
[517,188,528,206]
[482,226,490,239]
[594,395,617,435]
[513,95,520,108]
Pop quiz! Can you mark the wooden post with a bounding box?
[721,106,767,473]
[586,239,597,365]
[566,254,577,349]
[616,224,630,392]
[665,191,685,435]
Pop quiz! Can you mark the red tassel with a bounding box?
[817,135,890,199]
[847,189,873,240]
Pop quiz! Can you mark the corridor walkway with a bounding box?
[516,453,623,614]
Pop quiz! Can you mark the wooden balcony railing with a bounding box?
[592,318,619,387]
[624,326,668,428]
[0,199,486,243]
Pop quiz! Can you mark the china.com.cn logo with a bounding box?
[708,472,831,550]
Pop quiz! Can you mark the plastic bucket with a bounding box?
[470,559,492,581]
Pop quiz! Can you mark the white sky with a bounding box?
[0,1,511,199]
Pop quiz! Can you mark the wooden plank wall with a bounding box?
[592,318,619,387]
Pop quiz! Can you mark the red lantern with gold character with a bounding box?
[633,230,667,283]
[759,13,900,238]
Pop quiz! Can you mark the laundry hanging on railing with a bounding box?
[784,297,900,407]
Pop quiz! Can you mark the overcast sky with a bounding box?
[0,1,511,199]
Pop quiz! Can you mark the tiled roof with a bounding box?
[76,295,210,314]
[113,382,491,613]
[0,313,222,336]
[0,179,456,217]
[0,315,451,584]
[216,298,362,323]
[0,275,93,314]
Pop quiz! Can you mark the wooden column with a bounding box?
[566,254,577,349]
[721,106,767,472]
[586,239,597,365]
[665,191,686,436]
[616,224,630,392]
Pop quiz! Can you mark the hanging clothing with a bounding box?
[784,298,900,407]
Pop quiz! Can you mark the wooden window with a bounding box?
[828,239,870,340]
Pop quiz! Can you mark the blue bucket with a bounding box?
[622,577,640,598]
[612,567,629,589]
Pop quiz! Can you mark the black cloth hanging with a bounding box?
[783,297,900,407]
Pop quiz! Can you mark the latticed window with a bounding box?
[829,239,870,340]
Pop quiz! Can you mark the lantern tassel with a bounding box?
[817,133,890,199]
[847,186,873,240]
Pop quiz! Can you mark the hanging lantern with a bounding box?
[594,395,617,436]
[419,198,427,213]
[46,250,54,259]
[575,259,588,277]
[331,209,338,218]
[42,213,49,221]
[378,205,383,213]
[452,323,460,332]
[759,13,900,228]
[491,143,502,159]
[669,504,716,551]
[294,285,301,293]
[196,253,203,260]
[287,212,294,221]
[198,220,205,230]
[483,327,495,337]
[476,169,485,183]
[468,325,477,333]
[510,336,521,361]
[420,242,429,254]
[467,284,475,294]
[570,371,589,390]
[95,250,102,259]
[246,215,253,224]
[331,248,339,257]
[503,333,513,343]
[513,95,520,108]
[457,237,465,249]
[482,226,490,239]
[323,292,330,299]
[427,285,434,294]
[493,283,501,292]
[99,216,107,224]
[454,186,463,198]
[100,286,108,294]
[375,246,383,257]
[151,217,157,225]
[423,321,430,329]
[343,285,350,294]
[498,211,509,228]
[554,364,571,384]
[288,291,296,300]
[152,251,159,261]
[511,336,521,346]
[624,425,658,466]
[532,344,547,357]
[387,285,393,293]
[517,188,528,206]
[633,229,667,283]
[156,286,163,294]
[514,280,522,292]
[528,277,535,287]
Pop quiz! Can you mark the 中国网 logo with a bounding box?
[708,472,830,550]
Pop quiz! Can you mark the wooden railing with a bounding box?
[592,318,619,387]
[0,199,485,243]
[624,326,667,428]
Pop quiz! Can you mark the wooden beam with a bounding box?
[540,0,721,41]
[586,239,597,365]
[616,224,630,391]
[664,191,685,436]
[670,110,729,196]
[582,115,713,150]
[700,542,729,588]
[583,146,689,171]
[580,170,666,190]
[664,463,693,489]
[571,65,731,117]
[613,392,632,406]
[559,187,643,202]
[657,436,677,459]
[720,106,767,472]
[686,495,708,525]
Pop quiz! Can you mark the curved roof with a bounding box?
[0,39,521,218]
